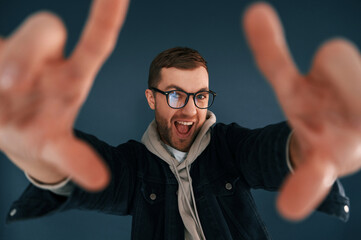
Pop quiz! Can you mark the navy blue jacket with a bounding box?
[7,122,350,239]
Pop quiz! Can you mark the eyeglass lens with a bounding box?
[168,91,214,109]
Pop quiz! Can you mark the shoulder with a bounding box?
[212,121,290,136]
[211,122,250,140]
[210,121,290,148]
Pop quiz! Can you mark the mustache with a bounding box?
[172,115,198,121]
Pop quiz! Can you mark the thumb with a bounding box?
[41,136,110,192]
[277,157,337,221]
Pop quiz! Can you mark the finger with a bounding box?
[310,38,361,108]
[0,12,66,91]
[277,157,337,221]
[68,0,129,88]
[243,2,300,96]
[41,135,110,191]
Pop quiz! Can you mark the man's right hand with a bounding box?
[0,0,129,191]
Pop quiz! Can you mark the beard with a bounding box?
[155,111,201,152]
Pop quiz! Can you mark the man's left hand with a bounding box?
[243,2,361,221]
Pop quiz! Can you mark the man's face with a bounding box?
[146,66,209,152]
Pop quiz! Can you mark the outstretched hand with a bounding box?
[243,2,361,220]
[0,0,129,191]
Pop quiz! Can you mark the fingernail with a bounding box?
[0,64,18,90]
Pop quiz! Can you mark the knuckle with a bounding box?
[62,88,83,105]
[64,63,87,81]
[53,79,83,106]
[59,93,82,107]
[0,61,37,92]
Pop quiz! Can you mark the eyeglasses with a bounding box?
[150,87,216,109]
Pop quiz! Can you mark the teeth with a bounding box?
[177,121,193,126]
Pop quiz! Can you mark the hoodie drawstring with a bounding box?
[186,163,206,239]
[171,160,205,239]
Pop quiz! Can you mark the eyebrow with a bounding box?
[164,84,209,92]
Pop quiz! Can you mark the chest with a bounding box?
[130,148,270,240]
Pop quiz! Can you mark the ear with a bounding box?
[145,89,156,110]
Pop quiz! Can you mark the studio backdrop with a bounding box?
[1,0,361,239]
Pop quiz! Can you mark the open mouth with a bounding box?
[174,121,194,136]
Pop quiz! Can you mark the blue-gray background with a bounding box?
[1,0,361,239]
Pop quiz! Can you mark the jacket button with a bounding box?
[225,183,232,190]
[150,193,157,200]
[10,209,17,217]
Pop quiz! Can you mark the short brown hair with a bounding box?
[148,47,208,88]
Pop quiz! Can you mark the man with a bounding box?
[0,0,360,239]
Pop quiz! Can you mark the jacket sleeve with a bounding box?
[6,130,138,224]
[215,122,350,222]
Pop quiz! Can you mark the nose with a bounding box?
[181,95,197,116]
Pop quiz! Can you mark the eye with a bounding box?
[169,91,181,98]
[196,93,208,100]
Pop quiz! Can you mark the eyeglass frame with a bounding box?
[149,87,216,109]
